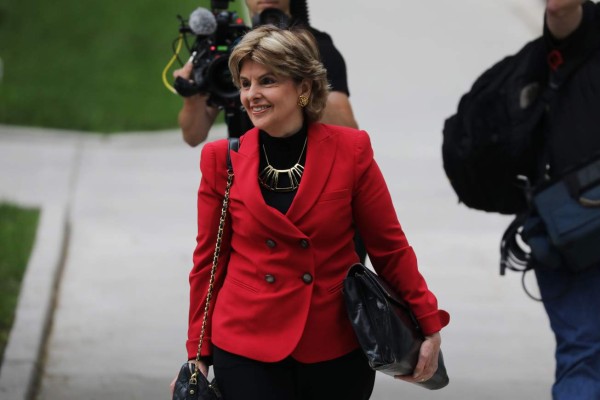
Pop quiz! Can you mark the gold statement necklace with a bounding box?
[258,138,307,192]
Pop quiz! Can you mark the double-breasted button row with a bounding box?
[266,239,309,249]
[263,273,313,284]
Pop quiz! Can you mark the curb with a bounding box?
[0,204,69,400]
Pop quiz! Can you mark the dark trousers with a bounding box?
[213,346,376,400]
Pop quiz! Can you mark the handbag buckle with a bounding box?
[190,370,198,386]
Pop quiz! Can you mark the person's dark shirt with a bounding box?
[306,26,350,96]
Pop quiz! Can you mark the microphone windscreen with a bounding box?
[189,7,217,36]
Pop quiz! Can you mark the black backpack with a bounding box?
[442,38,549,214]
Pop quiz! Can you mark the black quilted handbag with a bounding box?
[344,263,449,390]
[173,362,221,400]
[173,139,238,400]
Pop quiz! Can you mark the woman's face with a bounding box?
[245,0,291,17]
[239,60,308,138]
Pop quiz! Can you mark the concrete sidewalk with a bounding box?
[0,126,81,399]
[0,125,228,399]
[0,1,557,399]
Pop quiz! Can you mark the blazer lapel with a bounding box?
[286,123,338,223]
[230,129,303,237]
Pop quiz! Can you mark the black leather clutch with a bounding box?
[343,263,449,390]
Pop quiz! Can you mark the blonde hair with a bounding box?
[229,25,330,123]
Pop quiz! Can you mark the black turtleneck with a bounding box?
[259,123,308,214]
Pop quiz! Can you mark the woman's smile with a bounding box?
[251,104,272,114]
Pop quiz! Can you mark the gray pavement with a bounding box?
[0,1,558,399]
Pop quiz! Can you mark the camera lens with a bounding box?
[216,68,234,92]
[207,56,239,101]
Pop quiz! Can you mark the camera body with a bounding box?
[178,1,249,108]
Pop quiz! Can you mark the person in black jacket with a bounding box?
[476,1,600,398]
[532,1,600,399]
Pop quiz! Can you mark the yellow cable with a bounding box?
[162,34,185,94]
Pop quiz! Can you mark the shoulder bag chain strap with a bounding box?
[190,168,234,383]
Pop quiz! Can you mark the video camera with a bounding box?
[164,1,304,137]
[173,0,249,108]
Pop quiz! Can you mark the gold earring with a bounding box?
[297,95,309,108]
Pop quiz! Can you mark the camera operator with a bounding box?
[173,0,358,146]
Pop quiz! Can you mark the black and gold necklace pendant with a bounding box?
[258,138,307,192]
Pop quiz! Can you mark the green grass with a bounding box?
[0,203,40,362]
[0,1,247,132]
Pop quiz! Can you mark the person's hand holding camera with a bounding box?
[173,59,219,146]
[173,60,194,88]
[173,58,211,100]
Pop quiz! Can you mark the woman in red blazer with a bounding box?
[181,26,449,400]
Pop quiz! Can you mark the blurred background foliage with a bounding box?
[0,0,247,132]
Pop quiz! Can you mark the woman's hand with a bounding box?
[395,332,442,383]
[169,360,210,395]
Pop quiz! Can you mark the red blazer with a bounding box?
[187,123,449,363]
